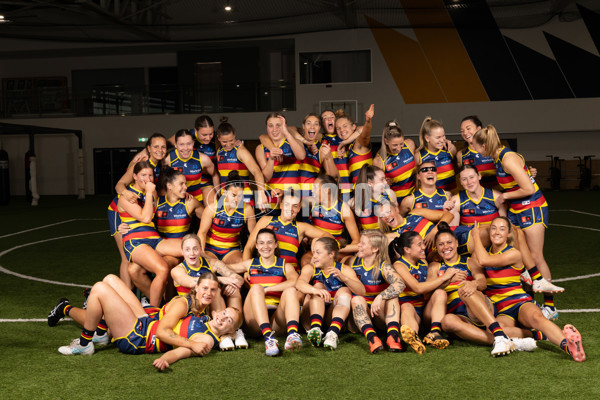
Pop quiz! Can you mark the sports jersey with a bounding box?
[461,146,497,188]
[377,144,416,203]
[263,139,301,206]
[351,256,389,304]
[216,145,254,205]
[195,139,216,189]
[145,314,220,354]
[495,146,547,214]
[322,133,351,196]
[174,258,214,296]
[419,147,456,191]
[119,185,160,242]
[411,188,448,210]
[311,262,346,298]
[357,191,392,231]
[248,257,287,305]
[483,244,532,314]
[310,200,344,240]
[348,143,373,184]
[396,256,428,308]
[155,196,192,239]
[266,216,300,269]
[298,141,322,199]
[458,188,499,225]
[168,148,204,201]
[393,213,435,239]
[438,255,474,314]
[205,199,246,257]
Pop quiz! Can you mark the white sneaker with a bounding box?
[219,335,235,351]
[541,305,559,320]
[92,332,110,346]
[140,297,151,307]
[532,278,564,294]
[58,339,94,356]
[234,329,248,349]
[323,331,338,350]
[491,336,514,357]
[265,333,279,357]
[520,270,533,286]
[511,337,537,352]
[307,327,323,347]
[284,332,303,351]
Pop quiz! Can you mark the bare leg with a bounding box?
[114,233,133,289]
[128,263,151,298]
[130,245,170,307]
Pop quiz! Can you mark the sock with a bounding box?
[260,323,273,341]
[286,320,299,335]
[487,322,508,339]
[529,266,542,281]
[328,317,343,335]
[544,295,555,310]
[95,319,108,336]
[532,329,547,341]
[387,321,400,339]
[560,339,570,355]
[63,304,72,316]
[430,322,443,334]
[79,328,95,347]
[310,314,323,330]
[361,323,377,342]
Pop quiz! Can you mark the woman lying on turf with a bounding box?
[471,217,585,362]
[295,237,365,350]
[56,272,237,360]
[228,228,302,356]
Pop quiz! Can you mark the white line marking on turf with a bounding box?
[552,209,600,217]
[553,272,600,283]
[559,309,600,313]
[0,318,74,322]
[0,219,104,239]
[0,230,108,288]
[548,223,600,232]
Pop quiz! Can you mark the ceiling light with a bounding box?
[225,6,232,11]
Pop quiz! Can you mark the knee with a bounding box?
[441,315,458,332]
[281,286,297,300]
[102,274,119,285]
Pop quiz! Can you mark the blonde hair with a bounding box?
[378,120,404,159]
[362,230,391,269]
[181,233,201,249]
[473,125,502,159]
[417,116,444,152]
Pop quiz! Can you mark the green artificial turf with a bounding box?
[0,193,599,399]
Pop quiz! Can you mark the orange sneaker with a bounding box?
[368,336,384,354]
[563,324,586,362]
[401,325,426,354]
[386,335,403,352]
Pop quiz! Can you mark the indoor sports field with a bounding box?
[1,192,599,399]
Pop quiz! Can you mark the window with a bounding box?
[299,50,371,84]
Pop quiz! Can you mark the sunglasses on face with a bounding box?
[419,166,437,173]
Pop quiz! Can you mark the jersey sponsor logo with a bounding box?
[521,215,532,223]
[464,159,474,165]
[157,210,168,218]
[415,203,426,208]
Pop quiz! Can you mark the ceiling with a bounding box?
[0,0,598,43]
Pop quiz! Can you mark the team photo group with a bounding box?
[46,106,586,369]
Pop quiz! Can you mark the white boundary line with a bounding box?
[548,223,600,232]
[0,218,104,239]
[552,209,600,217]
[553,272,600,283]
[0,230,107,288]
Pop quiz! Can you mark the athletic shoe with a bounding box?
[264,333,279,357]
[219,335,235,351]
[423,331,450,349]
[532,278,564,294]
[401,325,426,354]
[140,297,151,307]
[307,327,323,347]
[284,332,303,351]
[48,298,69,327]
[58,339,94,356]
[82,288,91,310]
[563,324,586,362]
[323,331,338,350]
[511,337,537,352]
[541,305,559,321]
[491,336,514,357]
[92,332,110,346]
[520,270,533,286]
[234,329,248,349]
[386,335,403,352]
[368,336,384,354]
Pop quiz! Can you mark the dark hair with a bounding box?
[354,164,385,213]
[175,128,194,142]
[265,112,284,125]
[254,228,281,258]
[434,221,456,244]
[195,115,215,130]
[146,133,167,152]
[389,231,420,261]
[458,163,480,175]
[216,118,236,139]
[162,168,185,190]
[133,160,154,175]
[224,170,245,190]
[315,237,340,259]
[461,115,483,128]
